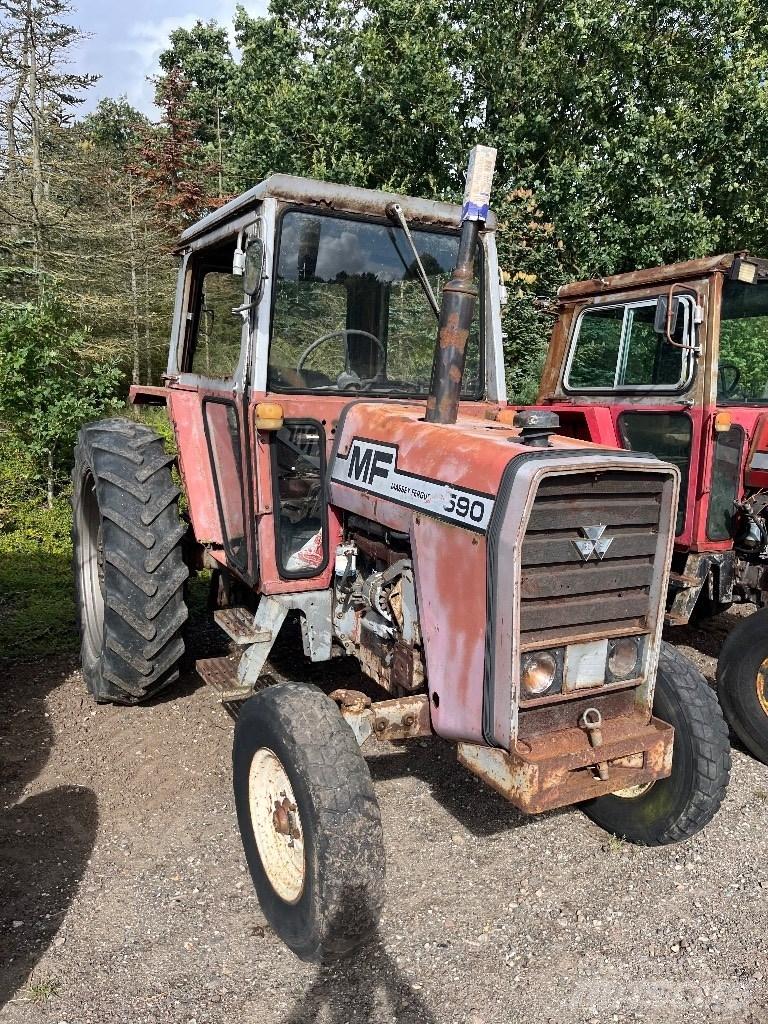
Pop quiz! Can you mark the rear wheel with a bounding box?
[72,419,188,704]
[233,682,385,962]
[717,607,768,764]
[582,643,730,844]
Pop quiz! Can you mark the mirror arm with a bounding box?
[664,282,701,352]
[232,300,257,322]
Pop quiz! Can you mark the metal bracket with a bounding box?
[237,590,333,687]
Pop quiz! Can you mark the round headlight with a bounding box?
[608,637,639,678]
[521,652,558,696]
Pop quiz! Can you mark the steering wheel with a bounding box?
[296,329,386,382]
[718,361,742,399]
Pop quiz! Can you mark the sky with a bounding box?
[69,0,268,117]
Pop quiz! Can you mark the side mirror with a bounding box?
[244,237,265,297]
[654,295,680,336]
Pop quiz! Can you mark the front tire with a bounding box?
[582,643,730,845]
[233,682,385,962]
[72,418,188,704]
[717,607,768,764]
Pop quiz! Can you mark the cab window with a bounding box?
[267,210,482,396]
[618,412,693,535]
[718,280,768,403]
[566,297,694,391]
[182,238,245,379]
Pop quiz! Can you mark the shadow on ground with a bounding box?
[282,896,437,1024]
[663,609,742,669]
[0,655,98,1010]
[367,739,567,837]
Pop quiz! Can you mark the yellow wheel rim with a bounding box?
[757,660,768,717]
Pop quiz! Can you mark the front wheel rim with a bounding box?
[611,780,656,799]
[756,659,768,717]
[248,747,306,903]
[78,471,105,660]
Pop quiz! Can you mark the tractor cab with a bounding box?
[138,174,506,588]
[533,253,768,621]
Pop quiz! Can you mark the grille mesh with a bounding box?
[519,471,664,650]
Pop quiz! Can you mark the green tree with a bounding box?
[158,19,236,197]
[0,296,121,504]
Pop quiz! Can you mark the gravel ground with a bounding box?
[2,612,768,1024]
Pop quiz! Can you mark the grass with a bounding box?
[604,833,626,854]
[0,408,180,662]
[22,977,60,1004]
[0,496,77,660]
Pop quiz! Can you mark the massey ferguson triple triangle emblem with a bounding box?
[573,524,614,562]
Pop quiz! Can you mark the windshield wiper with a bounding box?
[385,203,440,319]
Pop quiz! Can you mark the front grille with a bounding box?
[519,470,666,650]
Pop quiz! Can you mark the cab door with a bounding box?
[168,223,259,584]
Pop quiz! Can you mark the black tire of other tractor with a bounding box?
[581,642,730,845]
[71,418,189,704]
[717,607,768,764]
[233,682,385,962]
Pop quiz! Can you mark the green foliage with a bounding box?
[0,296,122,494]
[136,405,178,454]
[0,437,77,658]
[156,0,768,398]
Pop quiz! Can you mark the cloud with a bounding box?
[82,0,269,118]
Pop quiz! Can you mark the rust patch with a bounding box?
[371,694,431,741]
[457,712,674,814]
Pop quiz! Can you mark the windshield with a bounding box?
[718,280,768,403]
[267,210,482,396]
[565,297,693,391]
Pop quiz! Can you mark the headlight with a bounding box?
[521,651,558,696]
[607,637,640,679]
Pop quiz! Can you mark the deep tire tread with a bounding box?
[583,643,730,846]
[653,646,730,844]
[717,608,768,765]
[72,417,188,705]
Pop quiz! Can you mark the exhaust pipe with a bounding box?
[426,146,497,425]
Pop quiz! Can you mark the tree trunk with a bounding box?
[26,0,44,281]
[46,450,54,509]
[216,86,223,198]
[143,223,152,383]
[128,176,140,385]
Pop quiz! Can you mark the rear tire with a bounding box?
[233,682,385,962]
[71,418,188,704]
[717,607,768,764]
[582,643,730,844]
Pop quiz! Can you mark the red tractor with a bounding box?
[526,253,768,764]
[72,153,730,962]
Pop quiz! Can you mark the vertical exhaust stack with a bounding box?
[426,145,497,425]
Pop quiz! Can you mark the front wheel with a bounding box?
[233,683,385,962]
[717,607,768,764]
[582,643,730,845]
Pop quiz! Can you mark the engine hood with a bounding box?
[328,401,610,535]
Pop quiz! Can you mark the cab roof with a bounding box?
[557,252,768,301]
[177,173,497,248]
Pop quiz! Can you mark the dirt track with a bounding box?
[2,614,768,1024]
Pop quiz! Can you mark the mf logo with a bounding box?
[573,524,613,562]
[347,442,394,486]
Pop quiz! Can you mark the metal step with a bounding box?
[213,607,272,645]
[195,656,253,703]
